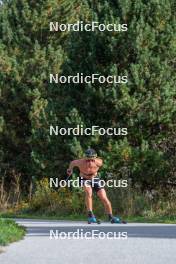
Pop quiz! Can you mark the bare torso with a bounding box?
[69,158,103,179]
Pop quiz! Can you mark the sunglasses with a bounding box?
[86,158,96,162]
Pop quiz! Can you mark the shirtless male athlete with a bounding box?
[67,148,120,223]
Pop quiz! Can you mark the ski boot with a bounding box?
[88,216,101,224]
[110,216,127,224]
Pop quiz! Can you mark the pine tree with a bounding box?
[0,0,176,196]
[54,0,176,187]
[0,0,81,189]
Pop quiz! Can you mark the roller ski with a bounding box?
[110,216,127,224]
[88,216,101,224]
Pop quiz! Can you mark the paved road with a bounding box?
[0,219,176,264]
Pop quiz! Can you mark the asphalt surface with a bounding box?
[0,219,176,264]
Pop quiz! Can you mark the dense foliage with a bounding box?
[0,0,176,202]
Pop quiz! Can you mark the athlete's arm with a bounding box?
[95,158,103,167]
[67,160,79,176]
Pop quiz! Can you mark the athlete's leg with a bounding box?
[97,188,112,214]
[83,185,93,212]
[97,189,121,223]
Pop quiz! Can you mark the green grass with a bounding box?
[0,218,26,246]
[0,212,176,224]
[126,215,176,224]
[0,212,86,221]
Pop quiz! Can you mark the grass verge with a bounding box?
[0,212,175,224]
[0,218,26,246]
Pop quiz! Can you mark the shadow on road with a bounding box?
[25,226,176,239]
